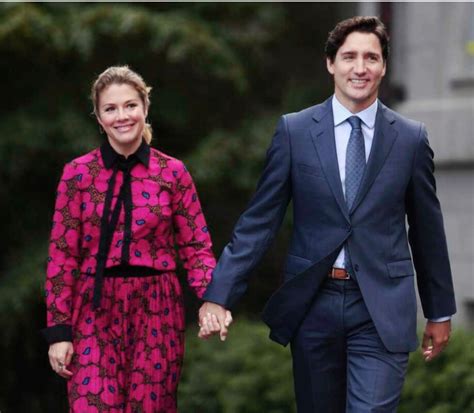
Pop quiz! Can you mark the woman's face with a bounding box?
[97,83,148,156]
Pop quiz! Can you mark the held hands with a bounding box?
[422,320,451,362]
[48,341,74,379]
[198,301,233,341]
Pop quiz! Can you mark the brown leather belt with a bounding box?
[328,267,351,279]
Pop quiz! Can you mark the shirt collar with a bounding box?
[100,139,150,170]
[332,95,378,129]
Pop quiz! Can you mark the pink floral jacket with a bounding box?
[43,141,215,343]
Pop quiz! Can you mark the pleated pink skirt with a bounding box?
[67,272,185,413]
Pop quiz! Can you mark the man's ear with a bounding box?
[326,58,335,75]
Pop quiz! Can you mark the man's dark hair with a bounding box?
[325,16,390,63]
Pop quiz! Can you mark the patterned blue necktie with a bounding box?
[345,116,366,209]
[344,116,366,274]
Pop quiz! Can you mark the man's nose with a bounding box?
[353,58,366,74]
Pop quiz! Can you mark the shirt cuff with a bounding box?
[41,324,73,344]
[428,316,452,323]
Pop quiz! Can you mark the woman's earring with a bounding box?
[99,125,104,135]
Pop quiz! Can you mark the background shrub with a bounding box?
[179,319,296,413]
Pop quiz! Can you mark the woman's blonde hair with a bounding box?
[91,66,153,144]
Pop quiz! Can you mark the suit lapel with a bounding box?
[310,99,350,223]
[349,103,398,214]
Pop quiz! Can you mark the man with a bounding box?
[199,16,456,412]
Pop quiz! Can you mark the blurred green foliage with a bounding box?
[179,320,296,413]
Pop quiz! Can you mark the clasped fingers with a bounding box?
[197,302,233,341]
[198,313,223,339]
[198,312,233,341]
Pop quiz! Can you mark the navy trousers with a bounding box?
[290,278,409,413]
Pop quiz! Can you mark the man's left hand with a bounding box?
[422,320,451,362]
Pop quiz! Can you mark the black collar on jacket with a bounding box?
[100,139,150,170]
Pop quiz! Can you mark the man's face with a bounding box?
[327,31,386,113]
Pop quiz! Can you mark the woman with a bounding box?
[42,66,223,412]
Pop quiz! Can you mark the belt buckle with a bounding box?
[331,267,350,280]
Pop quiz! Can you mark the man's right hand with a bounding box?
[198,301,233,341]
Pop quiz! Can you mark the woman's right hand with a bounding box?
[48,341,74,379]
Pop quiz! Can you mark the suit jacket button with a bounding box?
[354,264,359,271]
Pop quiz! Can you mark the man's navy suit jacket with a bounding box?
[204,97,456,353]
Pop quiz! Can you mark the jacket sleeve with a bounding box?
[172,161,216,299]
[41,163,82,344]
[203,116,292,308]
[405,124,456,319]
